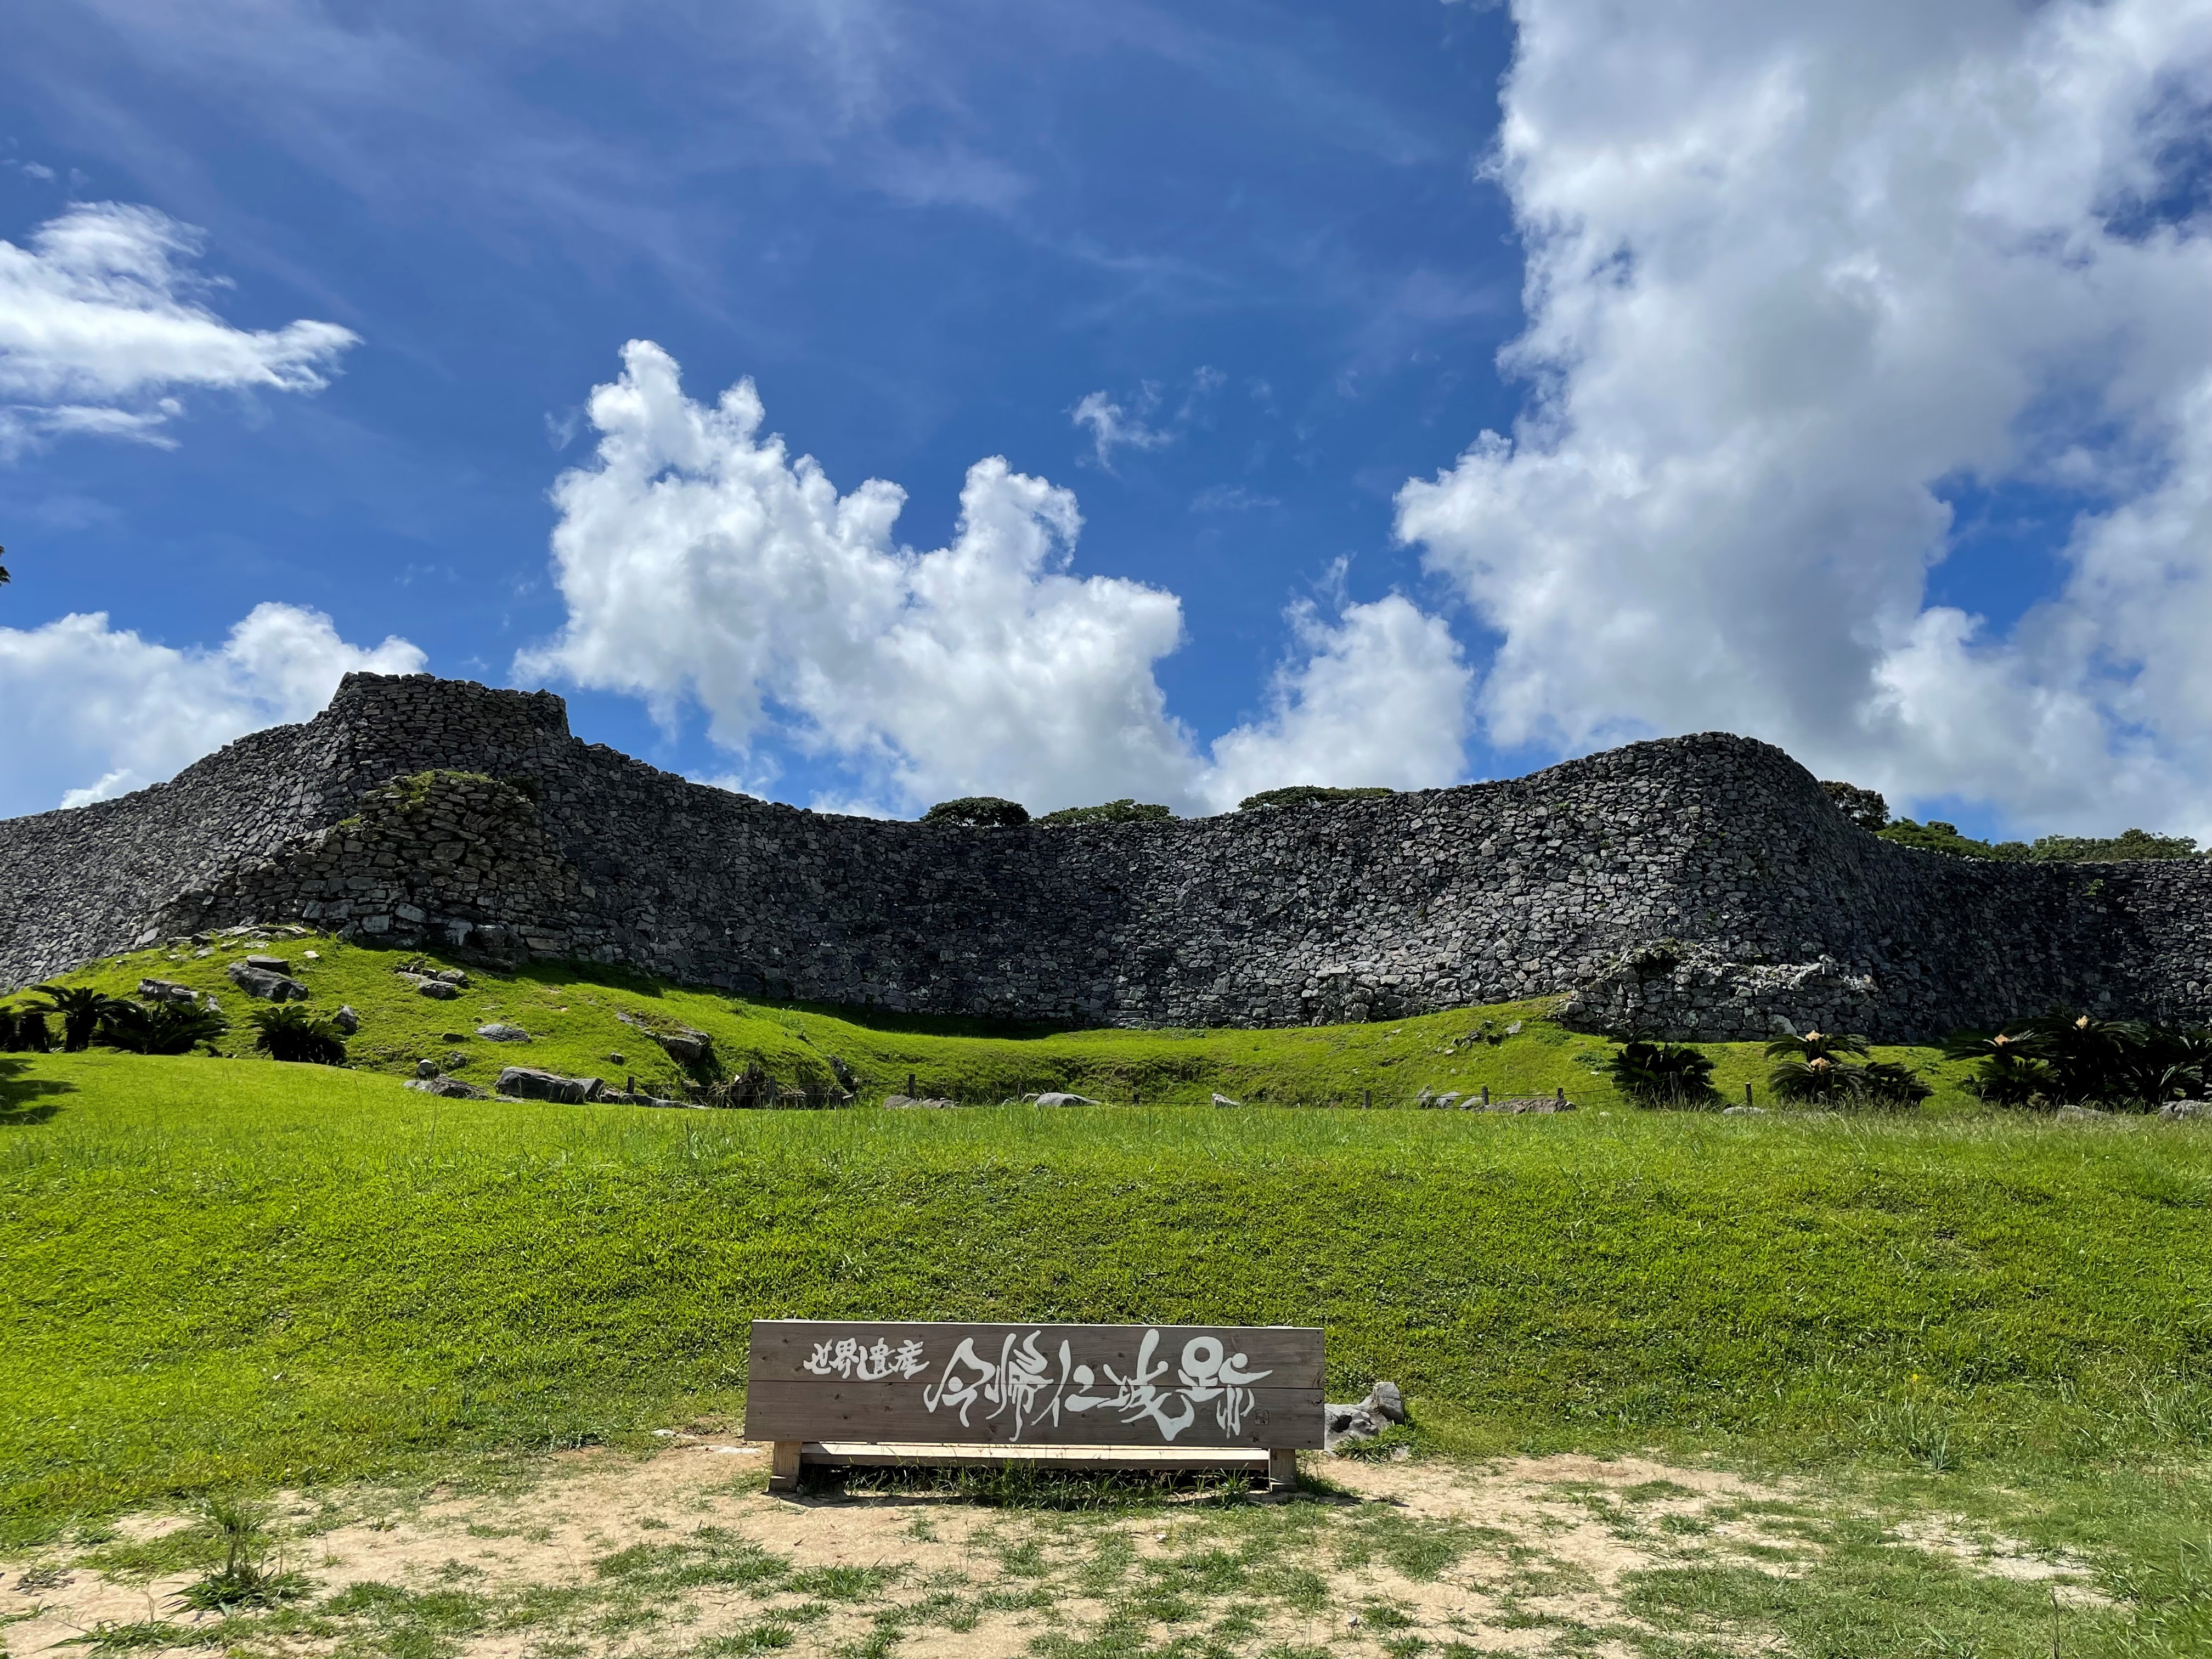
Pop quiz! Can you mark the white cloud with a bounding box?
[0,602,424,816]
[0,201,358,456]
[522,341,1197,814]
[1398,0,2212,834]
[1200,591,1475,812]
[1070,385,1175,471]
[521,341,1474,816]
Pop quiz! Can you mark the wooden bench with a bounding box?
[743,1320,1325,1494]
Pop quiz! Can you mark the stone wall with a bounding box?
[3,671,2209,1040]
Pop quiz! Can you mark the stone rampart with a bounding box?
[3,672,2208,1040]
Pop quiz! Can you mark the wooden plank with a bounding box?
[799,1441,1271,1472]
[744,1321,1325,1451]
[769,1441,801,1494]
[748,1321,1324,1387]
[746,1379,1322,1448]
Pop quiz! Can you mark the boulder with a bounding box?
[1487,1095,1576,1113]
[883,1094,961,1109]
[227,962,308,1002]
[1211,1092,1243,1107]
[406,1076,488,1099]
[331,1006,360,1035]
[244,955,290,973]
[395,972,461,1000]
[416,1059,442,1078]
[1031,1092,1100,1107]
[1722,1104,1769,1116]
[652,1027,712,1065]
[2158,1099,2205,1121]
[137,978,197,1005]
[1324,1382,1410,1452]
[477,1023,529,1042]
[495,1066,603,1104]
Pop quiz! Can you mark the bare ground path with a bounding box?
[0,1437,2114,1659]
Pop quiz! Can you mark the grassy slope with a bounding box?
[4,1037,2210,1545]
[31,927,1988,1110]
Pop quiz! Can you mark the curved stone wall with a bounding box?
[3,672,2208,1040]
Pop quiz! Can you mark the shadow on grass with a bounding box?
[0,1056,75,1124]
[804,1462,1271,1510]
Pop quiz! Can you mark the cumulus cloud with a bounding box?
[522,341,1474,815]
[0,603,424,816]
[1398,0,2212,833]
[1200,591,1475,812]
[0,201,359,456]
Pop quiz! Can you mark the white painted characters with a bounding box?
[912,1327,1272,1443]
[800,1336,930,1381]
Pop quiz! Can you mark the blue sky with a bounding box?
[5,0,2212,838]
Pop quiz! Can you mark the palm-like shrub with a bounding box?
[1941,1028,2050,1108]
[32,984,127,1052]
[1861,1060,1934,1108]
[0,1006,52,1052]
[246,1006,347,1065]
[2029,1011,2148,1105]
[1763,1029,1875,1107]
[1601,1039,1719,1108]
[99,998,230,1056]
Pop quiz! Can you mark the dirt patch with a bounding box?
[0,1442,2063,1657]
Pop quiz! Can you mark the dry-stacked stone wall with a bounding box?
[4,672,2209,1040]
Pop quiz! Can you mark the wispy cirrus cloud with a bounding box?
[0,201,357,457]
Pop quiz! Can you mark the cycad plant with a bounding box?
[1601,1038,1720,1108]
[32,984,126,1052]
[99,998,230,1056]
[1764,1030,1873,1107]
[1941,1027,2049,1108]
[2029,1011,2147,1105]
[246,1006,347,1065]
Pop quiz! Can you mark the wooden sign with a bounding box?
[744,1321,1326,1453]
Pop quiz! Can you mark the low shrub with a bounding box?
[98,1000,230,1057]
[1599,1039,1719,1108]
[1238,785,1395,811]
[922,797,1030,828]
[1036,799,1174,826]
[247,1006,348,1066]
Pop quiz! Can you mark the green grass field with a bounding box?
[5,935,2211,1654]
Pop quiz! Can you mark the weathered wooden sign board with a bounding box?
[745,1320,1325,1492]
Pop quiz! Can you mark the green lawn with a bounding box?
[3,1037,2209,1547]
[6,937,2210,1655]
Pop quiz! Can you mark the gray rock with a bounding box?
[651,1026,712,1064]
[416,1058,442,1077]
[883,1094,961,1109]
[226,962,308,1001]
[1211,1092,1242,1107]
[1722,1104,1768,1116]
[137,978,197,1004]
[331,1005,360,1034]
[399,974,461,1000]
[1488,1096,1575,1113]
[406,1076,488,1099]
[244,954,290,973]
[1031,1092,1100,1107]
[495,1065,604,1104]
[1323,1383,1409,1452]
[2159,1099,2207,1120]
[476,1023,529,1042]
[436,968,469,985]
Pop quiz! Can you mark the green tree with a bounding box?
[1036,799,1174,826]
[922,797,1030,828]
[1237,785,1395,810]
